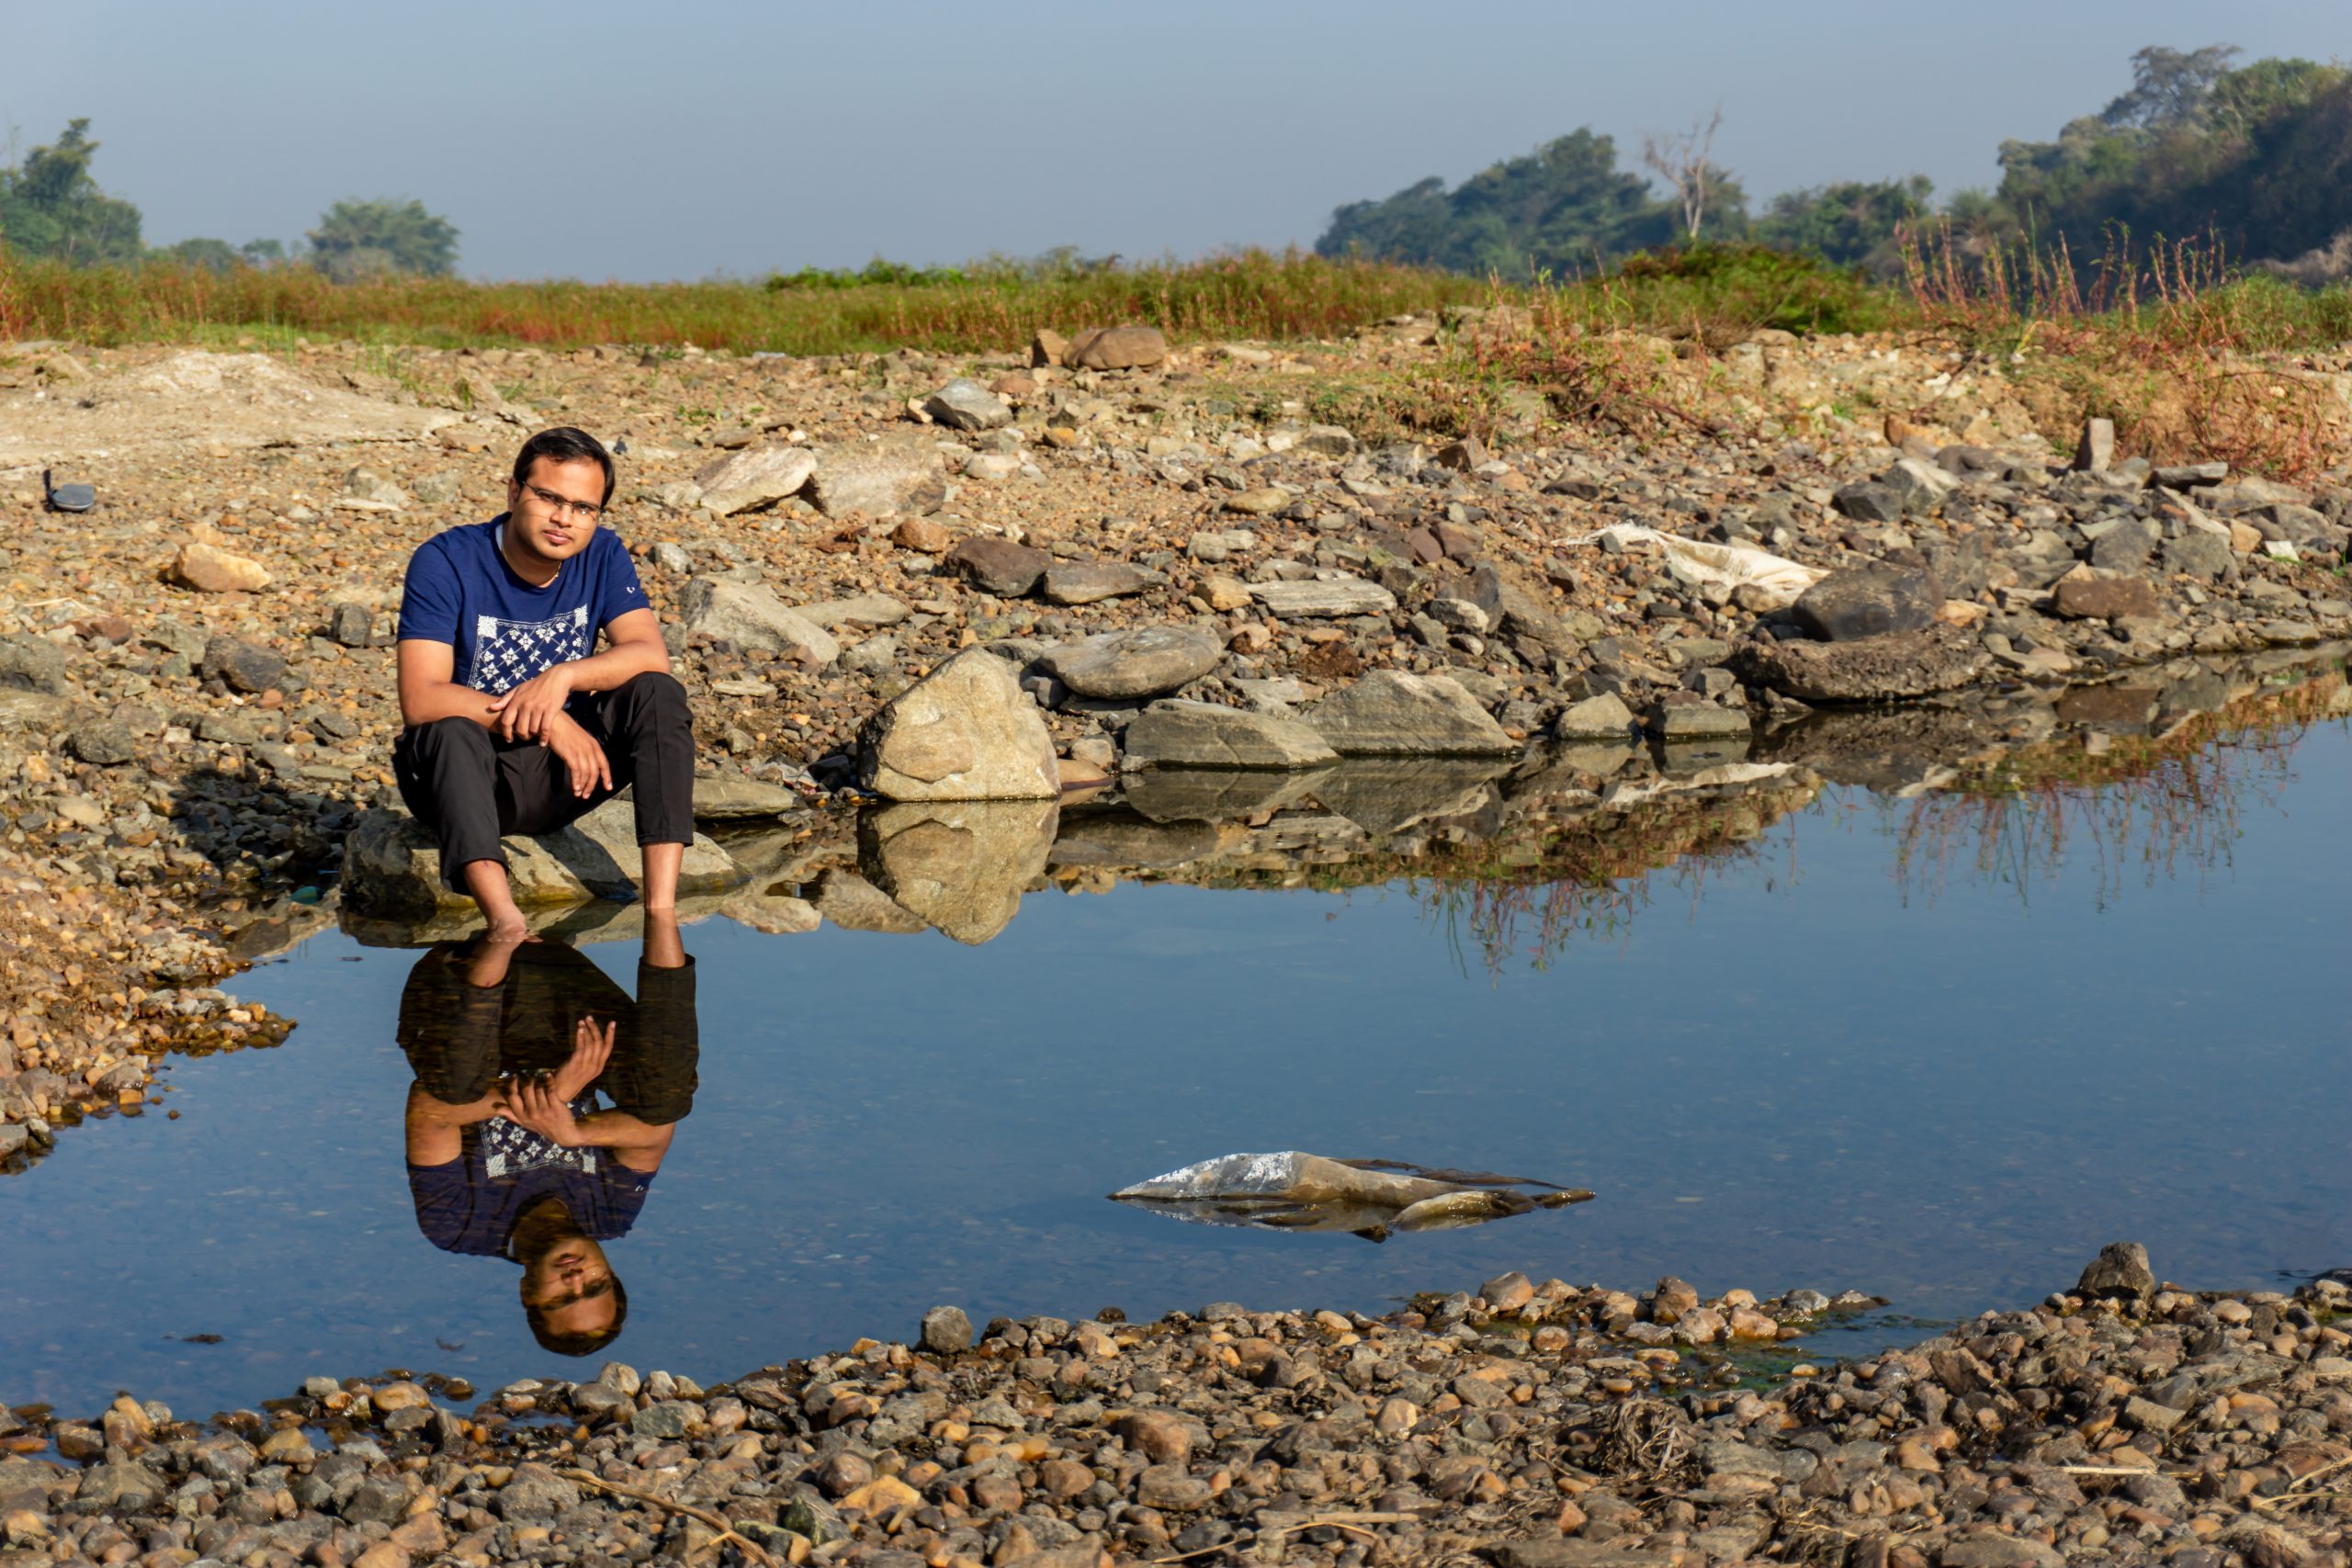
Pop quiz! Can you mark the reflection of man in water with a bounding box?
[398,914,696,1355]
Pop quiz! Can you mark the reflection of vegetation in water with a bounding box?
[1891,667,2349,911]
[1410,780,1809,975]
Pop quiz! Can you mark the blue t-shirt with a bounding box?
[396,517,648,695]
[408,1111,655,1258]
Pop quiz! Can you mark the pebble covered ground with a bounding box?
[5,1248,2351,1567]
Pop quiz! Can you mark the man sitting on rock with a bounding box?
[394,427,692,934]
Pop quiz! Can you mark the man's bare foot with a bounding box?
[462,859,532,945]
[640,841,684,913]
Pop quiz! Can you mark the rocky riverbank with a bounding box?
[2,321,2351,1163]
[4,1248,2349,1567]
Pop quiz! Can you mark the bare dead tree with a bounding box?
[1642,105,1725,240]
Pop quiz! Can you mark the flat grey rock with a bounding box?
[1043,561,1163,605]
[1248,577,1397,618]
[691,445,817,515]
[923,378,1012,432]
[679,578,840,666]
[1041,626,1222,700]
[1303,670,1516,754]
[1122,700,1338,770]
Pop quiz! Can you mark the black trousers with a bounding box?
[392,672,695,888]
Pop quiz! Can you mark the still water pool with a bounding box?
[6,711,2349,1418]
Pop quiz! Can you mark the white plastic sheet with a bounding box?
[1574,525,1826,606]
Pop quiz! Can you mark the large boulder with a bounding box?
[1123,700,1338,770]
[860,798,1058,944]
[340,805,744,918]
[1733,626,1988,703]
[1065,325,1168,371]
[1041,626,1223,701]
[1043,561,1162,605]
[808,433,950,518]
[691,445,817,516]
[678,579,840,666]
[856,649,1059,801]
[1303,670,1517,755]
[1790,566,1939,642]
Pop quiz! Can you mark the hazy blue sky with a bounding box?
[7,0,2344,281]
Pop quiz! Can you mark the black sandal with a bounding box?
[43,469,96,513]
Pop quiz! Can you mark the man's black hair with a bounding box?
[512,426,616,507]
[527,1275,629,1357]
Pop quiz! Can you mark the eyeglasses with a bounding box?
[520,482,605,524]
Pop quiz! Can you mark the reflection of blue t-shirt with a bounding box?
[408,1107,654,1258]
[396,517,647,696]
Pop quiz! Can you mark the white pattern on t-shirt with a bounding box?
[465,604,593,694]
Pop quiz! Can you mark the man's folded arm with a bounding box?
[397,637,502,728]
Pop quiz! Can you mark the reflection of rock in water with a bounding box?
[1750,705,2006,792]
[1121,766,1331,824]
[1305,758,1510,836]
[1048,810,1220,870]
[860,799,1058,944]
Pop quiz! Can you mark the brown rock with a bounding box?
[1436,435,1489,471]
[945,536,1050,597]
[1115,1409,1192,1463]
[1066,325,1168,371]
[1030,329,1069,368]
[169,539,270,592]
[892,517,953,553]
[2051,575,2161,621]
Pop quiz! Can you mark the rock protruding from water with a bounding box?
[856,649,1059,801]
[1305,671,1517,754]
[861,797,1057,943]
[1123,700,1339,770]
[2075,1241,2156,1303]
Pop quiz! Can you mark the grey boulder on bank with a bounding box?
[1122,700,1338,770]
[855,649,1059,801]
[1303,669,1517,754]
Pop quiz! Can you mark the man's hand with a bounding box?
[500,1073,584,1146]
[489,662,578,742]
[549,1017,616,1100]
[543,711,613,799]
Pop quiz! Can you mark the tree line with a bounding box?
[0,119,459,279]
[1317,46,2352,283]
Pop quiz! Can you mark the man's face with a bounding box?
[504,456,607,566]
[520,1235,618,1337]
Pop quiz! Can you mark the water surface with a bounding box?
[5,697,2348,1417]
